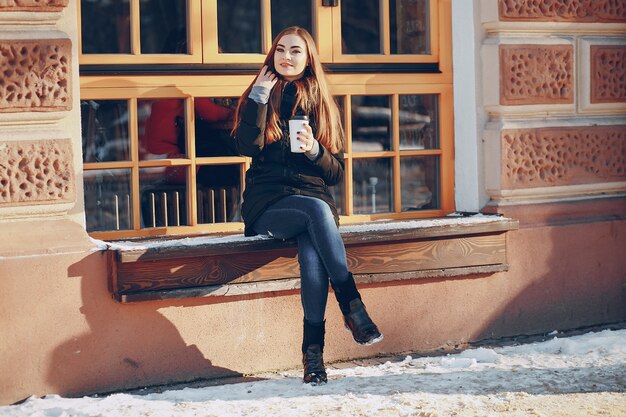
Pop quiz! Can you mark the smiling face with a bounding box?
[273,34,308,81]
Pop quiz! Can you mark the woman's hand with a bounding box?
[253,65,278,90]
[297,121,317,153]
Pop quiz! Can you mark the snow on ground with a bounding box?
[2,328,625,417]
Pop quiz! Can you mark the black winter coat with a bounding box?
[235,88,344,236]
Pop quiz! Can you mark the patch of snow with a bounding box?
[2,328,625,417]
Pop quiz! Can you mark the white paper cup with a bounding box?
[289,115,309,153]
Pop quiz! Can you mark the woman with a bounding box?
[232,27,382,385]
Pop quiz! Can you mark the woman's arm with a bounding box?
[235,66,277,157]
[307,146,345,186]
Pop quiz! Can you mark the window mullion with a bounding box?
[129,98,141,230]
[186,98,198,226]
[262,0,273,54]
[381,0,390,55]
[130,0,141,55]
[392,94,401,212]
[344,95,353,216]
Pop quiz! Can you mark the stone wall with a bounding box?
[481,0,626,205]
[0,0,84,221]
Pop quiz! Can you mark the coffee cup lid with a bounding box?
[290,115,308,120]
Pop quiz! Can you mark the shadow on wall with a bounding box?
[474,216,626,342]
[45,252,244,397]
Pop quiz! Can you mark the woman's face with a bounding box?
[273,34,308,81]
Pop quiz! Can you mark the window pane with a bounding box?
[271,0,313,40]
[139,99,187,161]
[197,166,241,224]
[400,156,439,211]
[218,0,262,53]
[351,95,392,151]
[353,158,393,214]
[81,0,130,54]
[399,94,439,150]
[140,168,189,227]
[81,100,130,163]
[84,169,133,232]
[140,0,188,54]
[341,0,381,54]
[390,0,430,54]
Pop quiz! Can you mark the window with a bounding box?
[80,0,453,240]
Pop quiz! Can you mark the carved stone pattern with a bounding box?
[0,0,68,12]
[0,39,71,113]
[591,46,626,103]
[500,45,573,106]
[502,126,626,188]
[499,0,626,22]
[0,140,75,205]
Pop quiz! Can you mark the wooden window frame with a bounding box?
[77,0,203,64]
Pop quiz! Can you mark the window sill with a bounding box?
[104,215,519,303]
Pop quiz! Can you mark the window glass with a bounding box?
[197,168,241,224]
[139,98,187,161]
[271,0,313,40]
[341,0,381,54]
[81,100,130,163]
[399,94,439,150]
[390,0,430,54]
[84,169,133,232]
[140,0,188,54]
[217,0,262,53]
[81,0,130,54]
[351,95,392,151]
[353,158,393,214]
[400,156,439,211]
[140,168,189,227]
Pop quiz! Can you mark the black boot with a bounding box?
[302,319,327,385]
[332,274,383,345]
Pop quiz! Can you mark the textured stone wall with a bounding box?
[0,0,77,218]
[499,44,573,105]
[0,39,72,112]
[0,139,75,205]
[483,0,626,202]
[499,0,626,23]
[0,0,68,12]
[502,126,626,188]
[590,45,626,103]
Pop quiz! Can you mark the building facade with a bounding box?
[0,0,624,405]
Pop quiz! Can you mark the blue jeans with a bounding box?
[252,195,350,323]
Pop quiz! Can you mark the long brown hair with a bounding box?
[232,26,344,154]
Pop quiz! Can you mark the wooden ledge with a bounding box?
[105,216,519,302]
[110,216,519,263]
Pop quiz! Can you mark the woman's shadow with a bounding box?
[47,252,245,397]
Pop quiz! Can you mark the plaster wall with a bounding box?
[1,217,624,405]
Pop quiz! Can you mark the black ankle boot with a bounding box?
[302,319,327,385]
[332,275,383,345]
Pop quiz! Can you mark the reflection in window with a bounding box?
[390,0,430,54]
[218,0,262,53]
[351,96,392,151]
[81,0,130,54]
[197,165,241,224]
[400,156,439,210]
[81,100,130,163]
[353,158,393,214]
[84,169,133,232]
[341,0,380,54]
[399,94,439,150]
[139,98,187,162]
[140,0,187,54]
[271,0,313,40]
[140,168,189,228]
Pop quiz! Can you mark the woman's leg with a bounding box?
[296,233,329,323]
[252,195,350,285]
